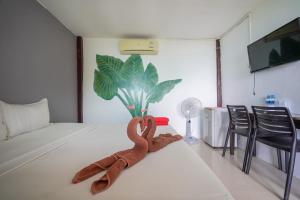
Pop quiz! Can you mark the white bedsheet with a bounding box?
[0,123,234,200]
[0,123,92,176]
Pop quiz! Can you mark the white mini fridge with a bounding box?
[202,107,237,148]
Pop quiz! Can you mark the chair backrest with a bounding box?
[252,106,296,137]
[227,105,251,130]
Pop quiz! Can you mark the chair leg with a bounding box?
[222,127,231,157]
[242,135,251,172]
[277,149,283,171]
[245,130,257,174]
[230,131,235,155]
[253,141,257,157]
[283,149,296,200]
[285,151,289,173]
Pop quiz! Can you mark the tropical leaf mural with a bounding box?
[93,54,182,117]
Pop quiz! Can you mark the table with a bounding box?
[229,114,300,155]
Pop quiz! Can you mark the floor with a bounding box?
[191,141,300,200]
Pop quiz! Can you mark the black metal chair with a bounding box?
[246,106,299,200]
[222,105,252,172]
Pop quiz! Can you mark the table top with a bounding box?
[291,115,300,129]
[292,114,300,120]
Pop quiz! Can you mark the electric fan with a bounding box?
[181,97,202,144]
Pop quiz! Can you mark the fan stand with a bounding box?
[184,118,199,144]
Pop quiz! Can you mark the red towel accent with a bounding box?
[145,117,169,126]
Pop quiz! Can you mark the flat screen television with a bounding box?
[248,17,300,73]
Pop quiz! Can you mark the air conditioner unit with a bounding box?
[119,39,158,55]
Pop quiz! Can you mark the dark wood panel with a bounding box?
[216,39,222,107]
[76,36,83,123]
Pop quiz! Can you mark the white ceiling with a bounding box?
[38,0,264,39]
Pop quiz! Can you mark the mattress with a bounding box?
[0,123,234,200]
[0,123,92,176]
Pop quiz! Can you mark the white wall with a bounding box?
[221,18,254,107]
[83,38,217,137]
[221,0,300,178]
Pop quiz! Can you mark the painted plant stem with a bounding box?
[116,93,135,117]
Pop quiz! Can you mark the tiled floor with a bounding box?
[191,141,300,200]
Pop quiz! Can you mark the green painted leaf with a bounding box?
[93,69,118,100]
[143,63,158,93]
[147,79,182,103]
[96,54,126,87]
[96,54,123,72]
[119,55,144,88]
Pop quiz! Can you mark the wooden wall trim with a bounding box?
[216,39,222,107]
[76,36,83,123]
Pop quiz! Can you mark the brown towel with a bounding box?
[72,117,148,194]
[72,150,130,184]
[72,116,182,194]
[142,115,182,152]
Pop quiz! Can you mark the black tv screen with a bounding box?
[248,17,300,73]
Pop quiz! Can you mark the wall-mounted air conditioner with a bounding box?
[119,39,158,55]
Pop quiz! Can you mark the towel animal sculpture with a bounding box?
[72,116,182,194]
[142,116,182,152]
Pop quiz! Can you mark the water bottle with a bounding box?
[265,94,276,106]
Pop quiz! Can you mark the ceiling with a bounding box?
[38,0,264,39]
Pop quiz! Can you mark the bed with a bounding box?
[0,123,234,200]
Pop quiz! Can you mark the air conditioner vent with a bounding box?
[119,39,158,55]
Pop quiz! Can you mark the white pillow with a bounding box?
[0,99,50,138]
[0,109,8,140]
